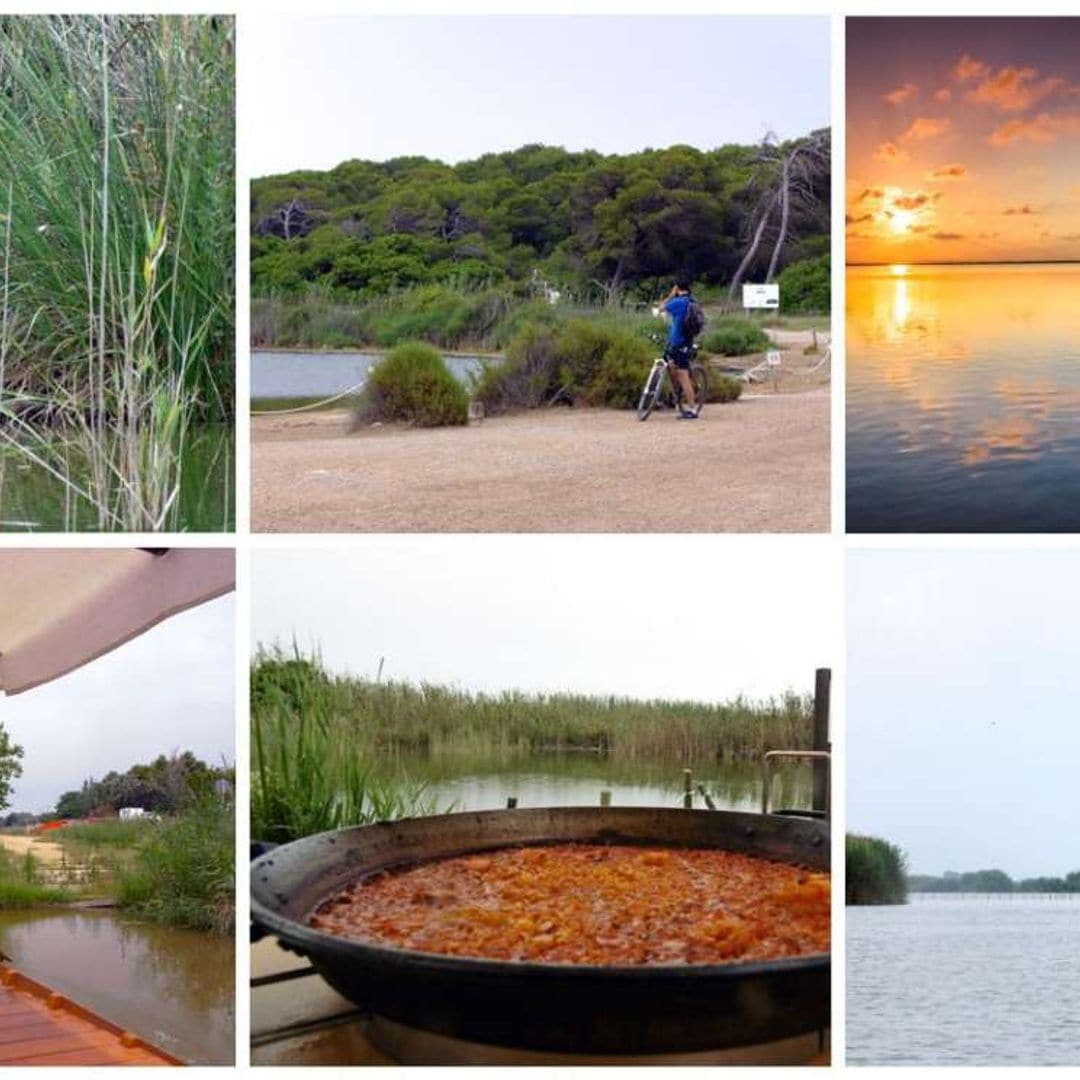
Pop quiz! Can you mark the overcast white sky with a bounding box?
[1,596,234,814]
[252,538,837,705]
[848,551,1080,880]
[249,16,830,176]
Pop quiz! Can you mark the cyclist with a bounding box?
[660,279,700,419]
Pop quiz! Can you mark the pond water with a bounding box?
[847,894,1080,1065]
[251,349,489,401]
[374,749,815,816]
[847,263,1080,531]
[0,424,233,532]
[0,908,234,1064]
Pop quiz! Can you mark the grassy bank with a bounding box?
[0,16,234,532]
[38,806,234,933]
[0,845,70,908]
[846,833,908,905]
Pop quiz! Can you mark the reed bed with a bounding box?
[113,800,234,934]
[251,646,814,840]
[253,646,813,764]
[0,16,234,531]
[846,833,908,905]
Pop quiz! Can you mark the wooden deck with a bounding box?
[0,967,179,1066]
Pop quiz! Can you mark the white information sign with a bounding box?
[742,283,780,310]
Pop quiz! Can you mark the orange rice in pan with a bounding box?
[310,843,830,966]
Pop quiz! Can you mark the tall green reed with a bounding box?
[0,16,233,531]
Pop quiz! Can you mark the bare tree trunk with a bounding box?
[727,194,776,302]
[766,154,792,283]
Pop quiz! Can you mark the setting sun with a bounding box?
[847,18,1080,264]
[890,210,916,235]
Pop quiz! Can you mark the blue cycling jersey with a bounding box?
[664,294,692,347]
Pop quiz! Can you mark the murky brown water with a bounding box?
[0,908,233,1064]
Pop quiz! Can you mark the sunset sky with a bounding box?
[847,18,1080,265]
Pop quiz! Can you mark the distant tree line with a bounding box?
[251,135,830,305]
[909,869,1080,894]
[52,752,234,819]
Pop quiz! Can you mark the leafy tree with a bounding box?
[250,138,829,304]
[0,724,24,812]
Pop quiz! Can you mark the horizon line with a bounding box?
[847,259,1080,268]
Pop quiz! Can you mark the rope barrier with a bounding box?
[251,381,366,416]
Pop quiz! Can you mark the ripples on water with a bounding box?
[847,263,1080,531]
[847,895,1080,1065]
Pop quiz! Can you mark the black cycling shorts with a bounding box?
[664,343,694,370]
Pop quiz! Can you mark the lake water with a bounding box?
[375,750,815,816]
[251,349,489,401]
[847,894,1080,1065]
[0,908,234,1064]
[846,263,1080,531]
[0,424,233,532]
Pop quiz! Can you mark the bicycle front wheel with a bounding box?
[637,362,665,421]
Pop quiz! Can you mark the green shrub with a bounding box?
[354,342,469,427]
[701,318,772,357]
[587,334,652,408]
[778,255,830,314]
[114,801,234,933]
[474,318,652,413]
[846,833,908,905]
[705,372,744,404]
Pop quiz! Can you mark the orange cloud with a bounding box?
[925,164,968,181]
[953,54,989,82]
[901,116,951,141]
[932,232,965,240]
[893,191,933,210]
[988,111,1080,146]
[966,66,1065,112]
[884,83,918,105]
[874,141,909,163]
[857,187,884,202]
[1003,204,1039,215]
[935,87,952,103]
[846,213,874,225]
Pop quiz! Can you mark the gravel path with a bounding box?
[252,392,829,533]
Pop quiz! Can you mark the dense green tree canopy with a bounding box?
[252,135,829,302]
[54,752,233,818]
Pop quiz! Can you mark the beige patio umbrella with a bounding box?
[0,548,234,695]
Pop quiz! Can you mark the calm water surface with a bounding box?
[847,263,1080,531]
[0,424,233,532]
[375,749,814,815]
[252,349,488,400]
[0,908,234,1064]
[848,895,1080,1065]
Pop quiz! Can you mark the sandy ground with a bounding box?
[253,389,829,533]
[0,834,64,864]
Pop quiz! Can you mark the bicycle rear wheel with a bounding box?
[636,362,665,421]
[690,363,708,416]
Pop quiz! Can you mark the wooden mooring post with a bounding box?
[599,790,611,807]
[683,768,693,809]
[813,667,831,815]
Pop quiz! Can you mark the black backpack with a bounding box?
[682,297,705,341]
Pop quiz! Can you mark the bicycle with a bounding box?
[636,337,708,421]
